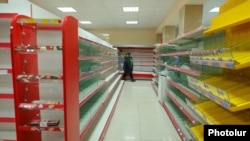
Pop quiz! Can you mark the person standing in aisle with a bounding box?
[122,52,135,82]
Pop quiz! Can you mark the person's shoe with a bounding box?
[131,79,136,82]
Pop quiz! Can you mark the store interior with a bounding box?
[1,0,250,141]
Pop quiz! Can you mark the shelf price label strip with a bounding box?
[0,69,12,74]
[166,65,201,76]
[188,83,230,110]
[19,103,64,110]
[18,18,61,24]
[15,45,62,52]
[190,59,234,69]
[19,126,64,132]
[17,74,63,83]
[165,90,197,124]
[166,79,199,102]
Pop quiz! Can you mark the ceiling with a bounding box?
[28,0,226,33]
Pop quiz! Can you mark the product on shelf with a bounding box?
[30,119,60,127]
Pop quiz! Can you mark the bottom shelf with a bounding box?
[187,100,250,125]
[189,124,203,141]
[84,80,125,141]
[0,131,16,141]
[118,71,154,79]
[79,74,121,139]
[162,96,194,141]
[151,81,158,96]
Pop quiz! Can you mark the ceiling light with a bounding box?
[123,7,139,12]
[209,7,219,12]
[102,34,109,36]
[126,21,138,24]
[57,7,76,12]
[79,21,92,24]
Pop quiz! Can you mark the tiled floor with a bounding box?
[103,80,182,141]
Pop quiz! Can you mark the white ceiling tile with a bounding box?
[29,0,226,29]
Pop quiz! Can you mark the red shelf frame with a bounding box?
[133,64,154,67]
[11,15,79,141]
[0,69,12,74]
[0,42,11,48]
[78,56,102,61]
[161,102,187,141]
[134,60,154,62]
[166,65,201,76]
[0,93,14,99]
[79,69,104,81]
[168,26,207,44]
[79,81,106,107]
[155,62,164,66]
[80,76,121,140]
[160,51,190,57]
[166,79,199,102]
[79,73,117,107]
[101,60,115,64]
[165,91,198,124]
[133,56,155,58]
[101,66,117,74]
[0,117,15,123]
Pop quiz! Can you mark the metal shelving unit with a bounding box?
[0,13,17,141]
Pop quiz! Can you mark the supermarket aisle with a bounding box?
[103,80,182,141]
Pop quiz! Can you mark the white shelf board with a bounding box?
[0,131,16,140]
[84,77,123,140]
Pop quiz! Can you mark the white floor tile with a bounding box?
[104,125,141,140]
[102,80,182,141]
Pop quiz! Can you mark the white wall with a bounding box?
[0,0,112,48]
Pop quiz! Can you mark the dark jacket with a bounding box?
[123,55,133,73]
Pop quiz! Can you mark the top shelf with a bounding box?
[167,26,208,45]
[17,18,62,30]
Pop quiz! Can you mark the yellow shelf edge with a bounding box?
[234,61,250,69]
[190,125,204,141]
[204,1,250,34]
[194,101,250,124]
[230,102,250,112]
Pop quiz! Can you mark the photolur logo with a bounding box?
[204,125,250,141]
[208,129,247,136]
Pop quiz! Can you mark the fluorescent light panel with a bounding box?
[102,34,109,36]
[126,21,138,24]
[123,7,139,12]
[209,7,219,12]
[57,7,76,12]
[79,21,92,24]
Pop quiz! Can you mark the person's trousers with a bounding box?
[122,72,133,80]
